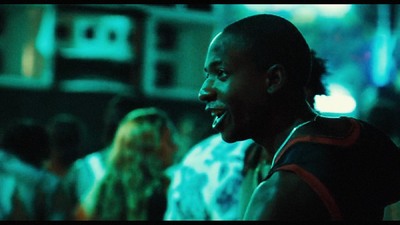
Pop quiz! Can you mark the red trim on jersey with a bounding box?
[274,118,361,165]
[277,164,343,220]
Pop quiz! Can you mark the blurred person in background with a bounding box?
[164,49,329,220]
[74,107,178,220]
[164,133,264,220]
[0,118,69,220]
[1,118,50,169]
[62,94,142,219]
[173,112,214,164]
[44,113,87,177]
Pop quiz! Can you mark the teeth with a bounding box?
[212,112,226,129]
[212,116,220,129]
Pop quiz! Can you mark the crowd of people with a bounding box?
[0,94,184,220]
[1,13,399,221]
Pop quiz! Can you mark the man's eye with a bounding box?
[217,70,229,81]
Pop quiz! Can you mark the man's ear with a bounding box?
[265,64,286,94]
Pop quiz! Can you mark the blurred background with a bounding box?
[0,4,399,154]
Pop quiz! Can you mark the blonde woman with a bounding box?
[74,107,178,220]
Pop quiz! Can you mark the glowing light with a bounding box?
[292,7,317,23]
[22,44,35,78]
[243,4,352,18]
[371,34,392,87]
[371,5,395,87]
[36,5,56,58]
[313,5,352,18]
[314,84,356,114]
[243,4,297,12]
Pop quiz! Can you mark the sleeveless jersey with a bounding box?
[266,116,400,220]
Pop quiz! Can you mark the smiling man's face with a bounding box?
[198,32,271,143]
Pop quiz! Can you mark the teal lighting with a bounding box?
[371,5,395,87]
[243,4,352,19]
[35,5,56,58]
[371,34,394,87]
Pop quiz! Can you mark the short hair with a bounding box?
[223,14,311,88]
[306,49,329,107]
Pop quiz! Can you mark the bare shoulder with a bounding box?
[243,170,330,220]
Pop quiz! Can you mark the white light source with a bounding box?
[314,84,357,114]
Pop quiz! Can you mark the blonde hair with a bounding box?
[83,107,175,220]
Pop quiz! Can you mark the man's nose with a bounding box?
[198,79,216,103]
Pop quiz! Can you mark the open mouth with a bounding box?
[211,110,227,129]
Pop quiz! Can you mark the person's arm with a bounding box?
[243,171,330,220]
